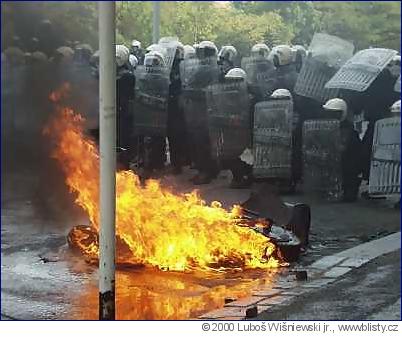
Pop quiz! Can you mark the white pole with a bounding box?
[152,1,160,43]
[98,1,116,321]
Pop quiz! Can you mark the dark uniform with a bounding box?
[167,56,187,174]
[361,69,399,180]
[340,119,363,201]
[116,65,135,168]
[218,59,235,83]
[131,49,145,66]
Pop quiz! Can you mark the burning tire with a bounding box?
[264,225,302,263]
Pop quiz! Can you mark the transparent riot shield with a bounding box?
[181,57,219,131]
[368,117,401,197]
[241,56,276,98]
[302,119,343,200]
[180,57,219,90]
[133,65,170,136]
[294,33,354,103]
[326,48,398,92]
[206,81,250,162]
[158,37,180,73]
[253,98,293,179]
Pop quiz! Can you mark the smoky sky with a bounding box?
[1,61,99,224]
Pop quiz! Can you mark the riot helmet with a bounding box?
[388,54,401,78]
[291,45,307,72]
[391,55,401,66]
[269,45,293,67]
[270,88,292,100]
[225,67,247,82]
[291,45,307,60]
[323,98,348,121]
[131,40,141,49]
[183,45,196,59]
[390,100,401,115]
[131,39,142,55]
[251,43,270,59]
[4,47,25,65]
[31,51,48,64]
[144,51,165,68]
[116,44,130,67]
[197,41,218,59]
[55,46,74,63]
[218,45,237,63]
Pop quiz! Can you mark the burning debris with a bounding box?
[45,84,286,272]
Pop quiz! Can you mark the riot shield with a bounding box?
[180,57,218,90]
[241,56,276,99]
[132,65,170,136]
[181,58,219,131]
[294,33,354,103]
[302,119,343,199]
[369,117,401,197]
[394,75,401,93]
[326,48,398,92]
[206,81,250,162]
[253,98,293,179]
[158,37,180,73]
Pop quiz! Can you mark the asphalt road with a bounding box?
[1,169,400,320]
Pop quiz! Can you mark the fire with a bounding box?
[45,83,279,271]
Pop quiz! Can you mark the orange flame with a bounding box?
[45,83,279,271]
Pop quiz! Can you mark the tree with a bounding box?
[2,1,400,56]
[232,1,322,46]
[232,1,401,51]
[116,1,153,47]
[315,1,401,51]
[159,1,291,56]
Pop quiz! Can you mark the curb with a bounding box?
[199,232,401,320]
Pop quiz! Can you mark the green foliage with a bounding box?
[233,1,401,51]
[315,1,401,51]
[2,1,400,55]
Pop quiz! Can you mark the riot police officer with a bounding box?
[54,46,74,65]
[251,43,270,59]
[167,42,187,175]
[224,68,254,188]
[142,51,167,173]
[131,40,145,65]
[129,54,138,72]
[291,45,307,73]
[269,45,298,93]
[196,40,218,60]
[322,98,362,202]
[191,40,219,185]
[217,45,237,82]
[74,43,93,65]
[116,45,136,168]
[361,64,399,181]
